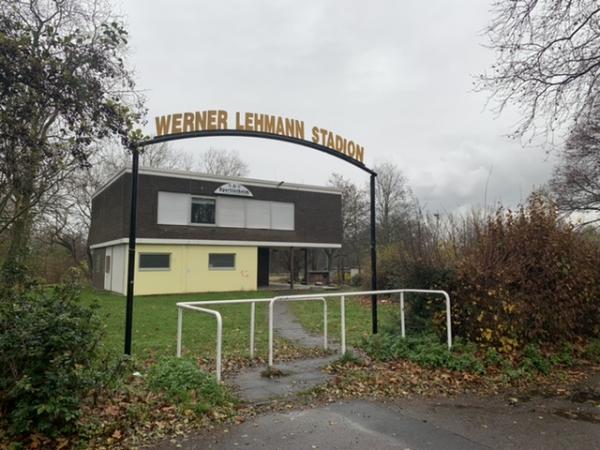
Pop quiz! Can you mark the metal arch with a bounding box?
[134,129,377,176]
[122,129,380,356]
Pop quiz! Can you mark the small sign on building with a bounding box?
[215,183,253,197]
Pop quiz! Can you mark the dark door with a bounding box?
[257,247,270,287]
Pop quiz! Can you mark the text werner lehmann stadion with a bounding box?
[155,110,366,163]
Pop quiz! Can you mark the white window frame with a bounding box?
[189,195,217,226]
[139,253,171,271]
[156,191,295,231]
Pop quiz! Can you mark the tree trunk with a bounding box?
[2,198,33,287]
[1,153,37,288]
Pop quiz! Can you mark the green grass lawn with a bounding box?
[82,288,396,362]
[290,296,400,347]
[82,289,278,360]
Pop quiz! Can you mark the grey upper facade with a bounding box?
[89,167,343,248]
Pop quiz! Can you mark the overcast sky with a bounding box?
[120,0,556,214]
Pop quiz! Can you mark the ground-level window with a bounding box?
[191,197,216,224]
[94,253,103,273]
[209,253,235,270]
[105,255,111,273]
[139,253,171,270]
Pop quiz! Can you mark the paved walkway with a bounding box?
[230,301,338,403]
[177,400,488,450]
[155,394,600,450]
[272,300,331,349]
[232,355,337,403]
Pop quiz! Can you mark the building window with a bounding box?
[139,253,171,271]
[191,197,216,224]
[209,253,235,270]
[105,255,111,274]
[94,253,103,273]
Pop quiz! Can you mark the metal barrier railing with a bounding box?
[176,288,452,382]
[268,289,452,367]
[177,297,272,358]
[267,296,328,367]
[177,304,223,381]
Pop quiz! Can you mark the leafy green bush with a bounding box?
[147,357,233,413]
[550,343,575,367]
[361,333,484,374]
[0,282,102,436]
[483,347,505,367]
[583,339,600,363]
[360,332,590,380]
[336,351,362,366]
[520,344,552,375]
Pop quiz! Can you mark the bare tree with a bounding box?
[99,142,194,173]
[39,141,192,273]
[373,162,413,246]
[329,173,368,270]
[478,0,600,140]
[550,109,600,225]
[198,148,249,177]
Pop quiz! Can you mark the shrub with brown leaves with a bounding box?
[449,193,600,351]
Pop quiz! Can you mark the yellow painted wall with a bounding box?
[132,244,257,295]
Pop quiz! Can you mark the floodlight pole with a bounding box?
[124,146,139,356]
[370,173,378,334]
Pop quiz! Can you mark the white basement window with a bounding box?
[209,253,235,270]
[139,253,171,271]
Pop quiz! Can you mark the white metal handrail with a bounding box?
[178,297,273,357]
[267,296,328,367]
[176,288,452,379]
[268,289,452,367]
[177,304,223,382]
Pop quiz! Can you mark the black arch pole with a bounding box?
[122,129,378,355]
[124,146,139,355]
[370,173,378,334]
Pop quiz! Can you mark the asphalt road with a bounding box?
[153,393,600,450]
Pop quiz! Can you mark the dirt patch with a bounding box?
[570,388,600,404]
[260,367,288,378]
[553,409,600,424]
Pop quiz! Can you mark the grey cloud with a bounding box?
[121,0,555,213]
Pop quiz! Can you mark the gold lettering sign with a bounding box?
[154,110,366,164]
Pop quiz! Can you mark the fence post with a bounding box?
[340,295,346,354]
[323,299,328,350]
[176,306,183,357]
[249,302,255,358]
[268,299,274,367]
[444,292,452,349]
[215,312,222,382]
[400,291,405,338]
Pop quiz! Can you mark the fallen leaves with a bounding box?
[5,352,598,450]
[111,430,122,440]
[307,357,600,403]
